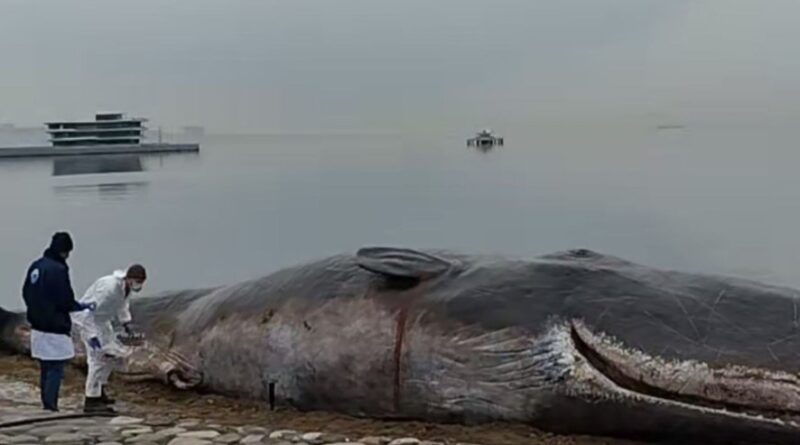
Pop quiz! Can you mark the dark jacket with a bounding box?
[22,249,82,335]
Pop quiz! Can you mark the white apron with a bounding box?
[30,329,75,361]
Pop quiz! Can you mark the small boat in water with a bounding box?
[467,129,504,147]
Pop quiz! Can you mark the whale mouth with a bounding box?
[115,365,202,389]
[157,351,204,389]
[568,320,800,427]
[116,370,154,381]
[113,341,203,390]
[165,367,204,389]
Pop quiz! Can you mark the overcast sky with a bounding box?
[1,0,798,133]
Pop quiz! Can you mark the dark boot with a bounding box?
[83,396,116,414]
[99,386,115,404]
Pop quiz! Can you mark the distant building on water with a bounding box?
[45,112,146,147]
[0,112,199,158]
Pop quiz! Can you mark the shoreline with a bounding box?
[0,355,637,445]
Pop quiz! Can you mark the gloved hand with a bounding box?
[122,323,144,341]
[88,337,102,351]
[78,302,96,311]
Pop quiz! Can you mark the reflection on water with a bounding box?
[52,181,149,200]
[52,155,144,176]
[472,144,498,154]
[49,154,153,201]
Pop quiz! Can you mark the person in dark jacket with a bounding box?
[22,232,93,412]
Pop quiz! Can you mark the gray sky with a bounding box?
[1,0,799,134]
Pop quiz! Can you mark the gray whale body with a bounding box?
[2,246,800,444]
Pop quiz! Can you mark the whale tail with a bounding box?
[0,306,29,355]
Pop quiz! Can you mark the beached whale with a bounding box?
[2,247,799,443]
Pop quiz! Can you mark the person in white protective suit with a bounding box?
[72,264,147,414]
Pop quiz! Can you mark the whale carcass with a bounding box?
[2,247,800,443]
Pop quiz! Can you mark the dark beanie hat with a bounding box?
[49,232,73,253]
[126,264,147,280]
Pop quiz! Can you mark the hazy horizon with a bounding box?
[3,1,800,134]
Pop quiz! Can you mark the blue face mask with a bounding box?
[130,281,143,293]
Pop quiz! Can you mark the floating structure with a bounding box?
[0,112,199,158]
[467,129,504,148]
[46,112,146,146]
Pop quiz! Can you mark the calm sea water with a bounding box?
[1,126,798,310]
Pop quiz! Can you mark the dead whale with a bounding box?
[2,247,800,443]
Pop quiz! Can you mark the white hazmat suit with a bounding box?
[71,270,133,398]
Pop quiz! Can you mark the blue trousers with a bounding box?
[39,359,66,411]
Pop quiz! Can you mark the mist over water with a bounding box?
[2,1,800,307]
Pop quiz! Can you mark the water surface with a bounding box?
[1,127,797,310]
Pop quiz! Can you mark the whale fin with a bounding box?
[356,247,451,280]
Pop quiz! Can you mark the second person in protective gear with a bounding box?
[72,264,147,414]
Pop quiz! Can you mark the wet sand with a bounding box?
[0,355,642,445]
